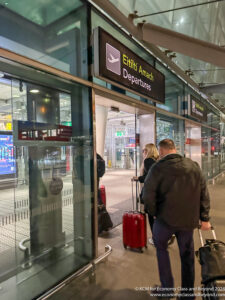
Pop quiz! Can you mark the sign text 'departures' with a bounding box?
[94,27,165,103]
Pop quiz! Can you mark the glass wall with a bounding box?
[0,74,93,300]
[208,112,221,177]
[221,117,225,171]
[156,62,184,114]
[201,125,221,179]
[211,128,221,177]
[201,126,212,179]
[91,10,154,67]
[0,0,89,79]
[156,113,185,156]
[104,111,136,169]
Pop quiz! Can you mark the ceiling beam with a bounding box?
[90,0,223,112]
[90,0,200,90]
[200,83,225,94]
[141,22,225,68]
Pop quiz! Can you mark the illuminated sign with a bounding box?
[94,27,165,103]
[6,122,12,130]
[189,96,207,122]
[0,134,16,175]
[116,131,125,137]
[16,121,72,142]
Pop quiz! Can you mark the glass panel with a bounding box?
[185,122,202,167]
[211,128,220,177]
[91,10,154,66]
[104,110,136,169]
[0,77,18,300]
[202,127,212,179]
[156,62,184,114]
[0,1,88,79]
[156,112,185,156]
[221,119,225,171]
[0,0,82,26]
[109,0,225,109]
[0,75,93,300]
[210,113,221,177]
[109,0,225,46]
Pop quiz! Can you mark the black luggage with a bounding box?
[196,227,225,299]
[97,154,105,178]
[202,279,225,300]
[98,203,113,234]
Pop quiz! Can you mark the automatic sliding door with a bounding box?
[0,76,18,297]
[105,110,136,170]
[0,76,94,300]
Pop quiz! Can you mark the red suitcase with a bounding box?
[123,181,147,252]
[100,185,106,206]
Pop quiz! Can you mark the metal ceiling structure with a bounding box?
[91,0,225,113]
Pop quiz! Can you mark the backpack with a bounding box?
[97,154,105,178]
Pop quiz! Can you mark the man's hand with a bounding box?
[131,176,138,181]
[200,221,211,230]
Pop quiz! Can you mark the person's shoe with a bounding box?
[148,238,155,246]
[168,235,176,246]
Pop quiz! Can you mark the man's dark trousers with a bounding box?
[153,219,195,297]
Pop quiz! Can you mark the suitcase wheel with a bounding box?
[138,247,143,253]
[123,244,127,249]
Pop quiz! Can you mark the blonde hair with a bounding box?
[144,143,159,160]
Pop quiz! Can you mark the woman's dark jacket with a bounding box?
[138,157,156,183]
[143,154,210,230]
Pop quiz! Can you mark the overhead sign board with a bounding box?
[188,96,207,122]
[94,27,165,103]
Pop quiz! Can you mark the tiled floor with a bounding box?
[101,169,135,226]
[49,177,225,300]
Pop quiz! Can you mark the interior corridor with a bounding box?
[100,169,134,227]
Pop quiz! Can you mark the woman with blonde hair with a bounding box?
[133,143,159,245]
[139,143,159,182]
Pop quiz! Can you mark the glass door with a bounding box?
[0,76,18,298]
[105,110,137,170]
[185,121,201,167]
[95,98,155,227]
[0,74,94,300]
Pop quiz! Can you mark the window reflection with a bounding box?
[0,75,93,300]
[156,113,185,156]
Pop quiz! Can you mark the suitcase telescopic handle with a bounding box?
[131,179,141,212]
[136,181,140,212]
[198,225,216,247]
[131,179,135,211]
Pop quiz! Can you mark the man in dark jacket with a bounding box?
[143,139,211,299]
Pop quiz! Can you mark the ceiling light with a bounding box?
[180,17,184,24]
[0,72,4,78]
[30,89,40,94]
